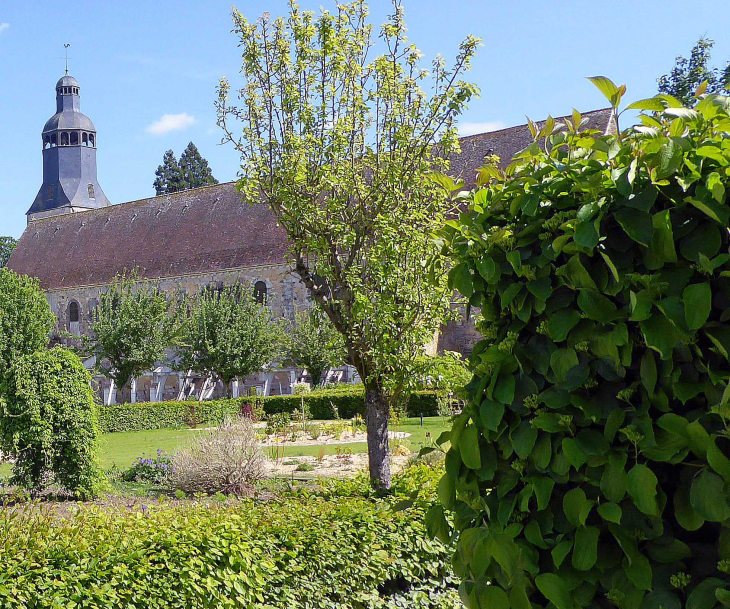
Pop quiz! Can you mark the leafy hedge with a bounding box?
[0,465,458,608]
[98,387,442,433]
[435,86,730,607]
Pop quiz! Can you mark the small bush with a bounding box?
[291,381,311,395]
[123,450,172,484]
[0,347,104,499]
[169,417,265,495]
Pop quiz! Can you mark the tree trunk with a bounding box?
[365,386,391,490]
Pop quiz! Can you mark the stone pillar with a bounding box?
[232,380,240,399]
[130,378,137,404]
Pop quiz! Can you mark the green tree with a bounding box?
[217,0,479,489]
[287,307,345,387]
[435,80,730,607]
[86,274,178,398]
[153,149,184,195]
[0,347,104,499]
[176,284,285,396]
[0,237,17,268]
[658,36,730,106]
[0,268,55,375]
[179,142,218,190]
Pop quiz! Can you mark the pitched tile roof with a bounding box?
[8,108,615,290]
[8,182,289,290]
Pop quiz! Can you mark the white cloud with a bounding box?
[0,23,10,36]
[146,113,196,135]
[458,121,506,137]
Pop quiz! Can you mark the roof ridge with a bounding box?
[457,107,612,142]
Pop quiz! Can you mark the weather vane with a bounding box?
[62,43,71,75]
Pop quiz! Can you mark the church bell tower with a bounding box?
[27,74,109,221]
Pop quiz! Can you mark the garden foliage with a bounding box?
[0,465,457,608]
[97,387,443,433]
[0,347,104,499]
[435,85,730,607]
[0,268,55,374]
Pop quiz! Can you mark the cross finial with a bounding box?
[63,43,71,75]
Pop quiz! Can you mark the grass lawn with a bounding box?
[0,417,452,474]
[101,416,451,469]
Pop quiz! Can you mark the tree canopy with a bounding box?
[0,268,55,375]
[217,0,479,488]
[286,307,345,387]
[0,237,17,268]
[176,283,285,395]
[658,36,730,106]
[153,143,218,195]
[86,274,178,392]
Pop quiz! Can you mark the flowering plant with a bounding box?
[123,450,172,484]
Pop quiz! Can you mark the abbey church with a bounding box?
[7,73,615,403]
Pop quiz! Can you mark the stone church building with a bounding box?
[7,73,614,403]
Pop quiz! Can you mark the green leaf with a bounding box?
[688,578,728,609]
[494,374,515,405]
[587,76,621,107]
[601,455,627,502]
[532,477,555,510]
[708,440,730,482]
[597,502,622,523]
[626,464,660,516]
[640,314,684,360]
[527,277,552,301]
[680,222,721,262]
[564,255,598,290]
[480,400,505,432]
[572,526,599,570]
[476,257,499,283]
[479,586,510,609]
[535,573,573,609]
[683,283,712,331]
[550,348,579,383]
[425,505,451,543]
[625,97,666,112]
[449,263,473,298]
[552,540,573,569]
[650,209,677,264]
[562,437,588,469]
[577,289,618,322]
[656,138,684,179]
[574,221,599,249]
[548,309,582,342]
[691,470,730,522]
[438,474,456,510]
[675,476,705,531]
[696,145,729,165]
[689,196,730,226]
[640,350,657,396]
[564,488,592,528]
[459,424,481,470]
[615,208,654,247]
[512,421,538,459]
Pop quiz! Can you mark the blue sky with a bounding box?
[1,0,729,239]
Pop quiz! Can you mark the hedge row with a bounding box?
[98,387,443,433]
[0,465,457,608]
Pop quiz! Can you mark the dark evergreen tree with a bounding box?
[153,150,184,195]
[658,36,730,106]
[179,143,218,190]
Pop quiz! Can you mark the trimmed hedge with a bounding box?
[0,465,457,608]
[98,387,442,433]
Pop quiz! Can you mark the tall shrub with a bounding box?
[0,268,55,375]
[0,347,104,499]
[434,84,730,607]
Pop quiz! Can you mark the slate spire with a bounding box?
[28,75,109,221]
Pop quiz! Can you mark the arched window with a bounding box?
[82,133,88,146]
[61,132,69,146]
[69,301,80,323]
[70,132,79,145]
[51,134,57,146]
[43,136,50,149]
[88,184,95,199]
[89,134,95,147]
[253,281,267,304]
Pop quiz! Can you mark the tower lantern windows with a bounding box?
[89,134,95,147]
[82,133,88,146]
[61,132,69,146]
[70,132,79,145]
[43,136,50,149]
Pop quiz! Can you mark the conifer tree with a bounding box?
[179,143,218,190]
[153,150,184,195]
